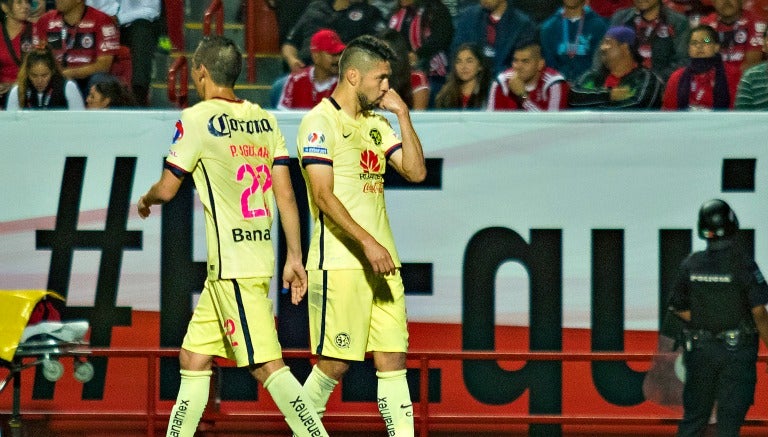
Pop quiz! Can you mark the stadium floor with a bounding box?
[0,417,749,437]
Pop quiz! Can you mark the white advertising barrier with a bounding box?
[1,110,767,330]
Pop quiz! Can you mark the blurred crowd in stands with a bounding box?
[3,0,768,110]
[273,0,768,111]
[0,0,158,110]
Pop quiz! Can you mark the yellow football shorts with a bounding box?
[182,277,282,367]
[308,269,409,360]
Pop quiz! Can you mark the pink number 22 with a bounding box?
[237,163,272,218]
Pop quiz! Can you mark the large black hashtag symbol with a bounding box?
[35,157,142,399]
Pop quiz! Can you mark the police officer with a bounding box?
[669,199,768,437]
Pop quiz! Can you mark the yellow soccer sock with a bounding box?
[377,369,414,437]
[302,365,339,417]
[264,366,329,437]
[166,369,212,437]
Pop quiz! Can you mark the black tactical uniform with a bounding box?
[669,199,768,437]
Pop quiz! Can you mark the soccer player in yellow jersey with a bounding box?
[137,36,328,437]
[297,35,427,436]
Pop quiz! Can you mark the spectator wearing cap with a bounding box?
[569,25,664,108]
[276,29,345,110]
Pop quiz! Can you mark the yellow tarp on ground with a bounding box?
[0,290,64,362]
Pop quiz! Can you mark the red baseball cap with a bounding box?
[310,29,346,55]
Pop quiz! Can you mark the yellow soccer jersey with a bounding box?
[165,98,288,279]
[297,97,402,270]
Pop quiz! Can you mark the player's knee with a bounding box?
[250,359,287,384]
[317,357,350,381]
[179,348,214,371]
[373,351,406,372]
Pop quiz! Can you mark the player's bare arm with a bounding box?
[272,165,308,304]
[137,169,184,218]
[305,163,396,275]
[379,89,427,183]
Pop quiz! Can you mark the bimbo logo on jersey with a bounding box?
[207,113,273,138]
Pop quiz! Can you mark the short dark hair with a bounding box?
[338,35,397,76]
[688,24,720,45]
[192,36,242,88]
[514,41,543,59]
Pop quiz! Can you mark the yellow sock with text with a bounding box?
[264,366,329,437]
[377,369,414,437]
[166,369,211,437]
[302,365,339,417]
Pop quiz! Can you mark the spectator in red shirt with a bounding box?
[745,0,768,21]
[701,0,766,71]
[590,0,634,18]
[276,28,344,110]
[488,41,569,111]
[33,0,119,97]
[662,23,741,108]
[5,43,85,109]
[0,0,34,108]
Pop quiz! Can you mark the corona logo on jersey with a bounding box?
[207,113,273,138]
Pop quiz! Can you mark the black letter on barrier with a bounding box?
[659,230,692,331]
[463,227,562,437]
[35,157,139,399]
[591,229,644,405]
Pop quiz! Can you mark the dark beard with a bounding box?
[357,92,379,111]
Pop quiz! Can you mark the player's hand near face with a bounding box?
[378,88,408,116]
[506,72,526,98]
[282,257,308,305]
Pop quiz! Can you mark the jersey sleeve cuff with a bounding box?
[385,143,402,159]
[301,156,333,168]
[164,159,190,178]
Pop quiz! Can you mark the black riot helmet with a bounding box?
[698,199,739,240]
